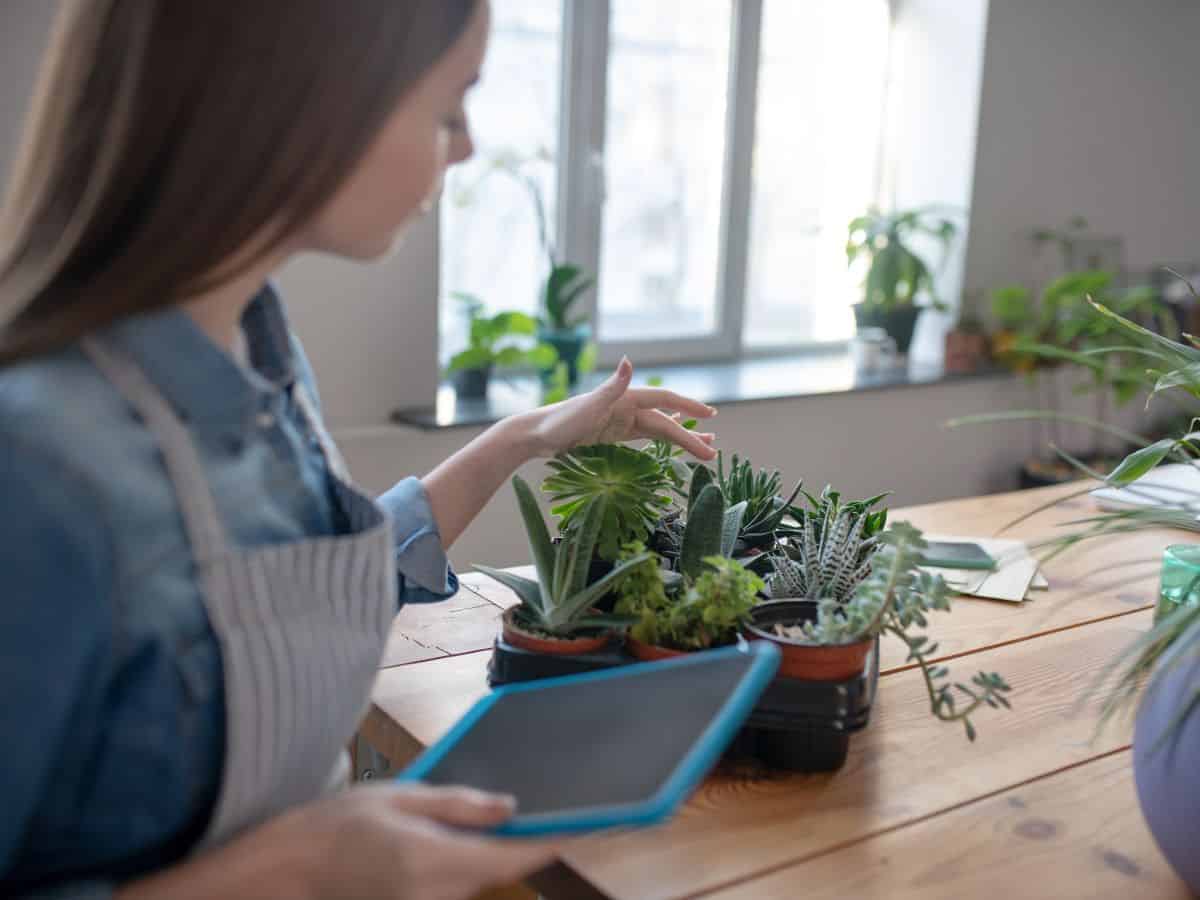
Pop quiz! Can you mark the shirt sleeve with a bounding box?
[0,436,115,896]
[375,477,458,604]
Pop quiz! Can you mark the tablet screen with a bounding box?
[418,651,760,816]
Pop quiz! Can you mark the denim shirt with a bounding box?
[0,287,457,899]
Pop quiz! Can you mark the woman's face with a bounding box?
[301,1,490,260]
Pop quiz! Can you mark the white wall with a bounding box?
[964,0,1200,295]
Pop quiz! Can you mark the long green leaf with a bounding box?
[1089,299,1200,364]
[567,497,607,597]
[1107,439,1176,485]
[1153,361,1200,397]
[511,475,555,607]
[720,500,748,558]
[472,565,543,615]
[549,552,652,630]
[681,484,726,580]
[943,410,1151,448]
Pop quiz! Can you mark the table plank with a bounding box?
[553,613,1147,900]
[706,750,1188,900]
[380,577,503,668]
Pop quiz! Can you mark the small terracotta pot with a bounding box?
[744,600,873,681]
[625,634,689,663]
[500,607,609,656]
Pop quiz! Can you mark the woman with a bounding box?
[0,1,718,897]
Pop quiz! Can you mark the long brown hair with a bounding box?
[0,0,478,363]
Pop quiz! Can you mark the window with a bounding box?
[439,0,893,367]
[437,0,562,364]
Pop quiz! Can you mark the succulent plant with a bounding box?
[617,553,762,652]
[765,486,889,602]
[542,443,675,561]
[714,453,803,549]
[475,476,649,637]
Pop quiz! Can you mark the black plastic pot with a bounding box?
[538,323,590,387]
[853,303,921,355]
[487,618,879,773]
[450,364,492,399]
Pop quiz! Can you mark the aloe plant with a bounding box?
[476,476,650,637]
[542,444,675,561]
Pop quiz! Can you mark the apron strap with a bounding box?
[80,337,230,564]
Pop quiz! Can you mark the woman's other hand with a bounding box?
[521,357,717,459]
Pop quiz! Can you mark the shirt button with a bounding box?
[255,411,276,429]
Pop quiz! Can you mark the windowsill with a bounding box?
[390,350,1011,430]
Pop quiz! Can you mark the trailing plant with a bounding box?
[474,476,648,637]
[714,452,803,549]
[778,523,1012,741]
[542,444,675,561]
[618,554,762,652]
[445,295,557,375]
[846,207,957,311]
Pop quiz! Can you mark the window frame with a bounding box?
[461,0,894,369]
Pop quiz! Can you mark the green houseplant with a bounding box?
[746,523,1012,740]
[947,291,1200,888]
[846,207,957,354]
[542,443,676,563]
[764,486,889,603]
[616,550,763,661]
[445,295,557,399]
[475,476,649,655]
[713,453,803,552]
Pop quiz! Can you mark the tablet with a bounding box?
[397,641,780,837]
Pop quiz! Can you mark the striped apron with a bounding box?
[81,337,397,849]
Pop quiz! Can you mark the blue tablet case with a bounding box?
[397,641,781,836]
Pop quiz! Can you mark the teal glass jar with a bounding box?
[1156,543,1200,623]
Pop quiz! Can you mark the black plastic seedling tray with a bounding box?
[487,634,879,772]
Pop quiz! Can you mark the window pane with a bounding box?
[439,1,561,364]
[742,0,891,348]
[598,1,732,343]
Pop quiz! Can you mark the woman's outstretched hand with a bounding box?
[522,357,717,459]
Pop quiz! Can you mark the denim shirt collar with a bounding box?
[102,282,296,426]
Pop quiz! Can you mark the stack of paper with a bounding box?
[919,535,1047,603]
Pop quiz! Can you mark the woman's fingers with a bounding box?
[385,783,517,828]
[630,387,717,419]
[635,409,717,460]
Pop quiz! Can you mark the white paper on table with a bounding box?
[920,535,1040,603]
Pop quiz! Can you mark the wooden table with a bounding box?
[360,483,1192,899]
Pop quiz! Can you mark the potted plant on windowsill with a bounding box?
[445,295,558,399]
[475,476,649,655]
[845,207,957,355]
[747,522,1013,741]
